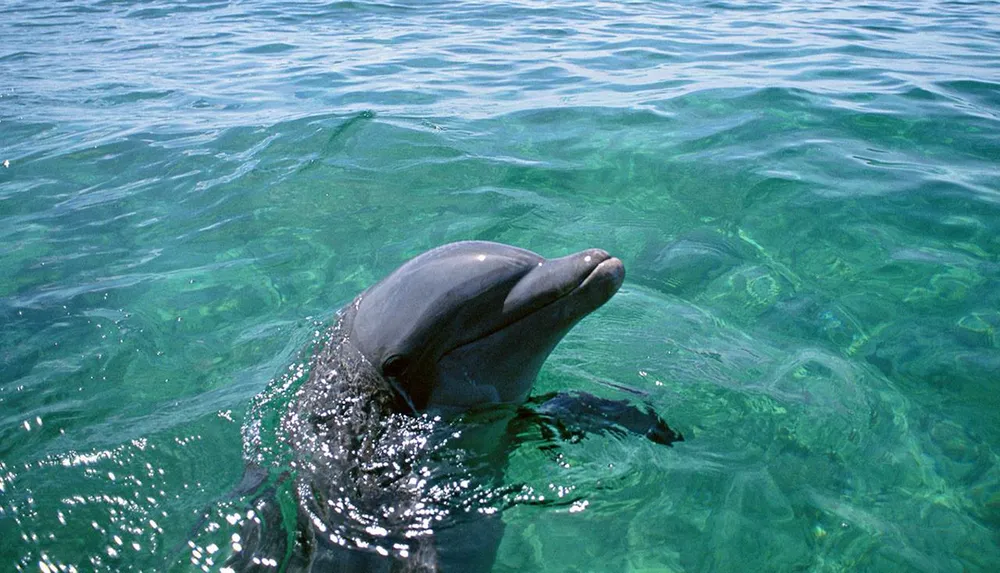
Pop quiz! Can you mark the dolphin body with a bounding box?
[231,241,679,572]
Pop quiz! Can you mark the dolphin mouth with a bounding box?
[502,249,619,313]
[575,255,625,296]
[446,249,625,355]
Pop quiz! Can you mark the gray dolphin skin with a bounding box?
[230,241,678,572]
[352,241,626,413]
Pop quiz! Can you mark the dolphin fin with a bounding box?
[518,391,683,447]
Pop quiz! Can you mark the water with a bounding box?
[2,0,999,570]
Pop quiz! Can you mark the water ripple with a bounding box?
[2,0,998,129]
[2,0,1000,571]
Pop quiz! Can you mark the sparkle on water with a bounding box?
[2,0,999,571]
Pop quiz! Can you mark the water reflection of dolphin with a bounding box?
[231,241,681,572]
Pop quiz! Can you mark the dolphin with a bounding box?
[351,241,627,413]
[229,241,680,572]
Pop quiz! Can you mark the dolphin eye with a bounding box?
[382,355,409,378]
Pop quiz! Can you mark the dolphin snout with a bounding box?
[579,255,625,300]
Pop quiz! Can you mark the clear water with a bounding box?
[2,0,999,571]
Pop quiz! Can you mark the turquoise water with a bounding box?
[2,0,1000,570]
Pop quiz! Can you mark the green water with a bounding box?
[2,0,999,571]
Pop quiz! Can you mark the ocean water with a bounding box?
[2,0,999,571]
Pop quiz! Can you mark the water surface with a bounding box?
[2,0,999,571]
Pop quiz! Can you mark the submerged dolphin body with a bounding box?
[232,241,679,572]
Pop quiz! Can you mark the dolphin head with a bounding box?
[348,241,625,414]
